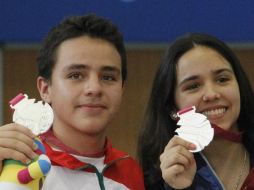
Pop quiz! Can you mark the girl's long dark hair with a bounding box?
[137,33,254,188]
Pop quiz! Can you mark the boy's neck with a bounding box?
[51,124,106,156]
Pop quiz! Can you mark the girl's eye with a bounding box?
[184,83,200,91]
[217,77,230,84]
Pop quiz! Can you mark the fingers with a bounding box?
[0,128,36,148]
[0,136,37,160]
[0,123,37,164]
[164,135,196,151]
[159,136,197,188]
[161,163,195,189]
[0,147,35,164]
[160,146,193,170]
[160,136,196,174]
[0,123,35,138]
[161,163,185,179]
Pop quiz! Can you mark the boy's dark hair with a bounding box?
[37,14,127,83]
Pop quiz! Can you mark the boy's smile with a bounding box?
[76,102,107,116]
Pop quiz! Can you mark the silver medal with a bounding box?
[175,106,214,152]
[10,94,54,135]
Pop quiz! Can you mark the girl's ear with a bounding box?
[169,106,178,121]
[37,76,51,104]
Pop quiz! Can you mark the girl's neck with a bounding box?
[204,137,244,158]
[203,138,249,190]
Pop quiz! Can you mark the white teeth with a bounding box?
[202,108,226,116]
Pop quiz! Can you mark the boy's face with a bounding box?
[38,36,123,136]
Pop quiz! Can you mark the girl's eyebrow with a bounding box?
[178,68,234,86]
[178,75,199,86]
[213,68,234,75]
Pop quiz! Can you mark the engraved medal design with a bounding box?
[175,106,214,152]
[9,93,54,135]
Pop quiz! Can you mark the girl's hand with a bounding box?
[160,136,197,189]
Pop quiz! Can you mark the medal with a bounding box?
[175,106,214,152]
[9,93,54,135]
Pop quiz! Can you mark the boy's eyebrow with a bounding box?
[101,66,121,74]
[63,64,121,74]
[63,64,86,72]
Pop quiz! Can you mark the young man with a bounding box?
[0,14,145,190]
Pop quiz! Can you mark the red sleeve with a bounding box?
[104,157,145,190]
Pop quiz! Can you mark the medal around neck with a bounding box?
[9,93,53,135]
[175,106,214,152]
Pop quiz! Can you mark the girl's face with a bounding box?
[174,46,240,131]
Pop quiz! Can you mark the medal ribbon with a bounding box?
[40,129,106,171]
[212,124,242,142]
[42,142,96,171]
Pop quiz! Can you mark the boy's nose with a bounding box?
[84,77,102,96]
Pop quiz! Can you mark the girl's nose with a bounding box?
[202,86,221,102]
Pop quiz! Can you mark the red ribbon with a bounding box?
[43,142,95,171]
[212,124,242,142]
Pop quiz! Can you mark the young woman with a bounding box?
[138,33,254,190]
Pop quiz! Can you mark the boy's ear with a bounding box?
[37,76,51,103]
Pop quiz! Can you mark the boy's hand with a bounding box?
[0,123,37,166]
[160,136,196,189]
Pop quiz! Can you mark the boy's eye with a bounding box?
[69,73,83,80]
[101,75,116,81]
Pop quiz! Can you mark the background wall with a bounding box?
[0,49,3,124]
[1,1,254,158]
[1,1,254,44]
[2,46,254,158]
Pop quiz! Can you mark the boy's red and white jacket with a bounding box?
[40,130,145,190]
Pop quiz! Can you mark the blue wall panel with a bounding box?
[0,0,254,43]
